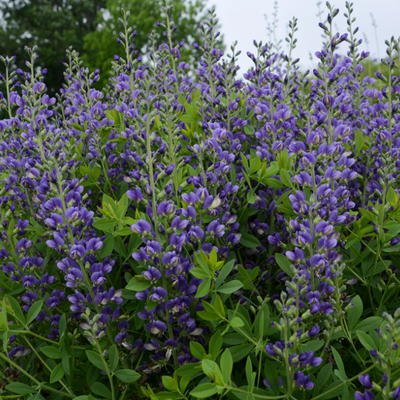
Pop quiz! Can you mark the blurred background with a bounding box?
[214,0,400,73]
[0,0,398,93]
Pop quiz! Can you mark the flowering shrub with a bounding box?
[1,1,400,399]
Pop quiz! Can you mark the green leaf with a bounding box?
[280,169,293,188]
[264,359,280,395]
[253,305,270,338]
[230,165,237,185]
[262,178,283,188]
[230,344,253,362]
[230,317,244,328]
[86,365,100,386]
[26,300,43,325]
[361,254,375,277]
[355,130,365,154]
[50,363,65,383]
[244,125,254,136]
[6,383,37,395]
[348,295,363,331]
[154,114,161,129]
[126,276,151,292]
[354,317,382,332]
[86,350,105,370]
[108,344,119,372]
[190,342,206,360]
[264,161,280,178]
[59,314,66,337]
[197,310,219,321]
[249,156,262,174]
[275,253,294,277]
[88,166,101,184]
[190,383,218,398]
[317,363,333,390]
[6,295,25,324]
[331,347,346,381]
[162,375,177,391]
[181,113,197,124]
[217,280,243,294]
[202,359,217,378]
[220,348,233,384]
[176,363,202,377]
[247,190,256,204]
[102,194,117,212]
[190,267,211,279]
[41,346,62,359]
[92,219,116,233]
[0,298,8,331]
[195,279,211,298]
[99,236,114,258]
[246,356,256,391]
[240,153,249,171]
[215,259,235,289]
[114,369,140,383]
[359,208,377,223]
[90,382,112,399]
[62,346,70,375]
[209,331,223,356]
[317,381,347,400]
[357,330,376,351]
[214,295,225,318]
[194,251,210,272]
[117,193,129,220]
[301,340,324,352]
[240,233,261,248]
[387,186,399,206]
[157,393,182,400]
[146,297,158,312]
[383,245,400,253]
[128,234,142,254]
[113,227,133,236]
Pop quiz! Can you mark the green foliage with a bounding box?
[0,0,105,92]
[0,0,224,92]
[82,0,225,87]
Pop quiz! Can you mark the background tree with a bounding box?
[82,0,224,87]
[0,0,224,92]
[0,0,106,93]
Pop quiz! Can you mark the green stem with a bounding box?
[311,362,379,400]
[222,385,287,399]
[283,318,292,399]
[5,64,12,119]
[23,336,74,396]
[367,183,387,311]
[95,337,115,400]
[166,99,180,206]
[0,352,75,398]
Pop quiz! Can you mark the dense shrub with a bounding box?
[1,1,400,399]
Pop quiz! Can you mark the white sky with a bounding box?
[206,0,400,74]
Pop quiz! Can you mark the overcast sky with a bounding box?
[206,0,400,74]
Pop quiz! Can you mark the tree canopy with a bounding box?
[0,0,106,92]
[0,0,224,92]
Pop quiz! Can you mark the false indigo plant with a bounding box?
[1,1,400,399]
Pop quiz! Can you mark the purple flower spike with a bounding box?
[130,219,153,235]
[293,371,315,390]
[142,266,162,282]
[359,374,373,389]
[150,287,168,302]
[354,390,375,400]
[308,326,320,337]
